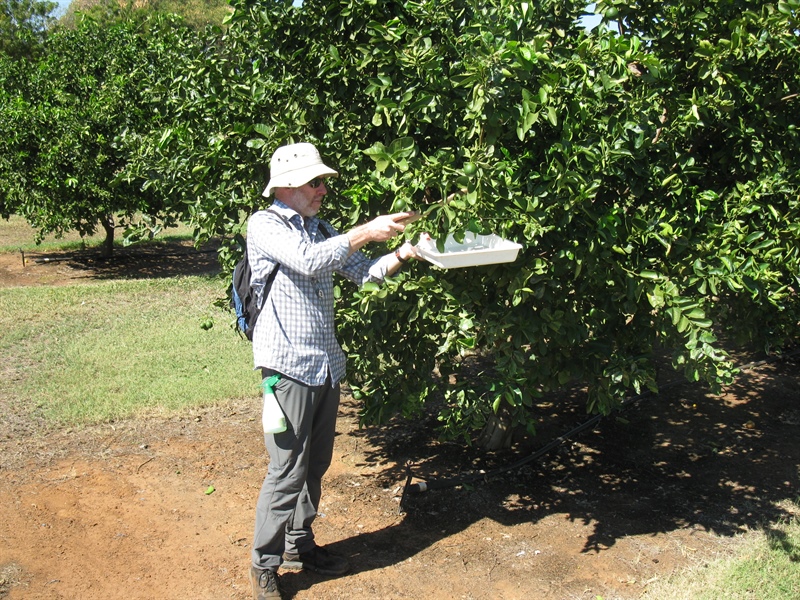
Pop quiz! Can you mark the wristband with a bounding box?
[395,248,409,264]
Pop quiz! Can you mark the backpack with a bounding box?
[231,213,332,341]
[230,251,277,341]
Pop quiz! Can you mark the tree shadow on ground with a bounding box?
[26,239,222,281]
[283,354,799,595]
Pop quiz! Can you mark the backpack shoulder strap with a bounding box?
[318,220,335,240]
[265,206,291,226]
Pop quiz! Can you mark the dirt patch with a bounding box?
[1,246,798,600]
[0,240,221,287]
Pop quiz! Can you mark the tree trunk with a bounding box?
[478,406,515,450]
[100,214,115,258]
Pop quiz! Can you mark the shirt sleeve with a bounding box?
[313,219,396,286]
[248,211,351,277]
[249,209,394,288]
[336,250,395,285]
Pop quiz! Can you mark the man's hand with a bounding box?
[346,211,417,252]
[365,212,416,242]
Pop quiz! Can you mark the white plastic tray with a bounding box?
[417,232,522,268]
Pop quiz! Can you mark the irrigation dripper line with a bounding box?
[398,347,799,514]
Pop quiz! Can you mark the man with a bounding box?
[247,142,423,600]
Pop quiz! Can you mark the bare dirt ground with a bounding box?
[1,244,798,600]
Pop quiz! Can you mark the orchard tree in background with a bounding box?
[58,0,231,29]
[0,14,200,256]
[0,0,57,58]
[122,0,799,447]
[1,2,232,254]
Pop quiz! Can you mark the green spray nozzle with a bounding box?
[260,373,281,395]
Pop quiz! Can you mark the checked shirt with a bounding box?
[246,201,395,386]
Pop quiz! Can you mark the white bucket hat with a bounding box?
[262,142,339,197]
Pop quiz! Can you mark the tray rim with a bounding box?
[417,233,522,268]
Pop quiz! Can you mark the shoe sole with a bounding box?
[281,557,349,576]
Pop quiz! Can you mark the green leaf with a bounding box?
[253,123,270,136]
[158,128,173,148]
[546,106,558,127]
[492,396,502,413]
[457,336,476,348]
[639,270,662,280]
[744,231,764,244]
[647,286,665,309]
[246,138,266,149]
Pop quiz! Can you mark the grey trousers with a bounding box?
[251,371,340,570]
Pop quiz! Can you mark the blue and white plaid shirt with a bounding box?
[247,201,395,386]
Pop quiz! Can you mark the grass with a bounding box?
[640,499,800,599]
[0,215,257,424]
[0,276,260,423]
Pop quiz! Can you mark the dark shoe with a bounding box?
[250,566,282,600]
[282,545,350,576]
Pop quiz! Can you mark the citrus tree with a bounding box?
[58,0,232,29]
[0,14,199,256]
[0,0,57,58]
[126,0,799,446]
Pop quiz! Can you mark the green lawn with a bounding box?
[1,215,257,424]
[0,276,260,424]
[642,501,800,599]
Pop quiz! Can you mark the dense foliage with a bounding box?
[2,0,798,445]
[0,0,229,255]
[59,0,231,29]
[119,0,799,445]
[0,0,56,58]
[0,15,198,255]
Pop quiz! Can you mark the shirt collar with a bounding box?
[271,200,320,234]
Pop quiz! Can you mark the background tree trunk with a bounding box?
[100,214,114,258]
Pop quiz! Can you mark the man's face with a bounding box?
[274,178,329,218]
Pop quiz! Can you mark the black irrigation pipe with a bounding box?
[398,347,800,513]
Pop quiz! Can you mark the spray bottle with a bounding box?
[260,374,286,434]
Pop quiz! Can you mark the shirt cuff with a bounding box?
[368,253,396,282]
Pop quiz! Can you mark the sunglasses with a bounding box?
[307,177,326,189]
